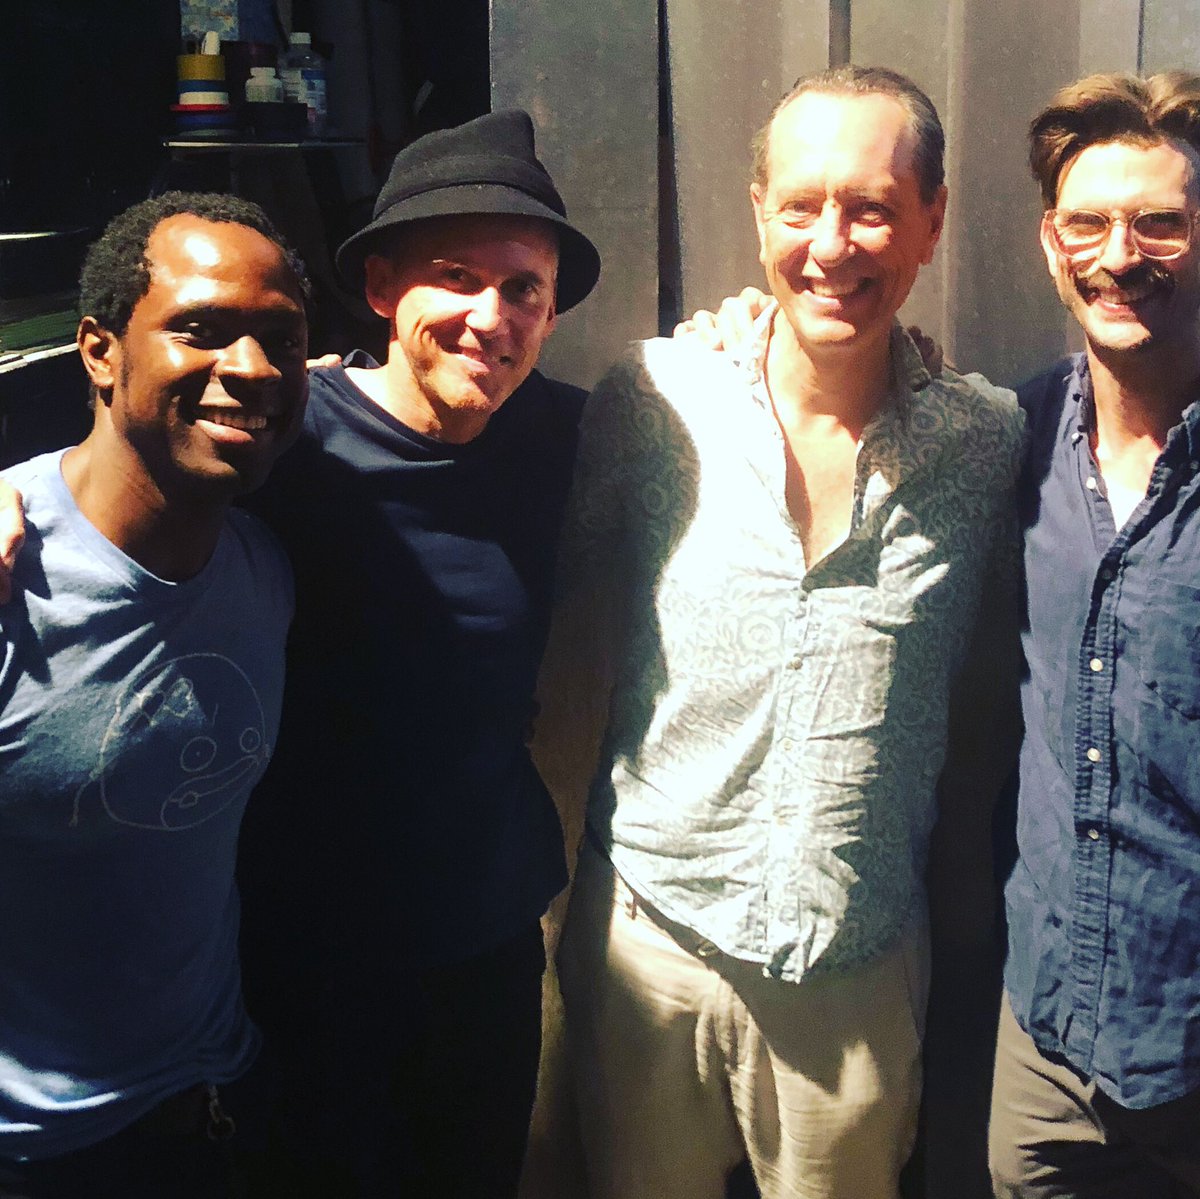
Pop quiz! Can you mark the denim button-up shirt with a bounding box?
[1006,354,1200,1109]
[564,312,1023,981]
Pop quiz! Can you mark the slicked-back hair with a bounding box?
[78,191,310,336]
[1030,71,1200,207]
[751,64,945,205]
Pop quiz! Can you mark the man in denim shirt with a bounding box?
[990,72,1200,1197]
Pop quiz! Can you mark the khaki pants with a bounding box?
[557,841,928,1199]
[989,991,1200,1198]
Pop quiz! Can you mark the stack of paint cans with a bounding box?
[173,44,235,140]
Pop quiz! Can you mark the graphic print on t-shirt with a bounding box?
[72,653,269,830]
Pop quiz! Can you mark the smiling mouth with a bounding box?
[195,405,284,433]
[200,409,270,431]
[455,347,512,371]
[1077,265,1170,310]
[805,277,871,301]
[1085,282,1156,306]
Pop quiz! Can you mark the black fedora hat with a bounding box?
[335,109,601,312]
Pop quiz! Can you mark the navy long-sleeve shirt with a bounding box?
[1006,354,1200,1109]
[238,354,582,976]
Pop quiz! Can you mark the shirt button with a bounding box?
[1099,567,1114,582]
[781,739,795,753]
[1089,658,1104,672]
[1087,826,1101,841]
[1086,746,1102,763]
[787,655,803,670]
[1086,476,1098,491]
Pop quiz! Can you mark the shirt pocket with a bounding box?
[1137,580,1200,719]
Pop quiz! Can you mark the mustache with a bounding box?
[1073,261,1172,290]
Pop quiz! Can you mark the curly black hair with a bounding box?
[78,191,311,335]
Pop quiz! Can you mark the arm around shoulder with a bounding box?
[0,477,27,604]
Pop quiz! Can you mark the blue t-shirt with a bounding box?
[1006,355,1200,1109]
[238,356,582,974]
[0,450,293,1159]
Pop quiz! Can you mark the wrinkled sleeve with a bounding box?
[918,394,1025,1198]
[929,393,1026,940]
[553,351,646,605]
[535,349,648,824]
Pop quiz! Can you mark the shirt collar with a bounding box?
[734,300,932,398]
[734,301,778,388]
[858,328,973,514]
[1065,354,1094,448]
[1068,352,1200,463]
[735,301,982,513]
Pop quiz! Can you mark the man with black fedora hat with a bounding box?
[227,108,601,1196]
[335,108,600,314]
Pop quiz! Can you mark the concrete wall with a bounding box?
[491,0,659,390]
[663,0,831,326]
[493,0,1197,393]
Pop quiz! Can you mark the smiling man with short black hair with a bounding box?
[0,191,307,1199]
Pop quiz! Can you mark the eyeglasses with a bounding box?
[1044,208,1199,262]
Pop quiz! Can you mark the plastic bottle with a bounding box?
[281,32,327,137]
[244,66,283,103]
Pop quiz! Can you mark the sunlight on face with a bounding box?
[751,91,944,362]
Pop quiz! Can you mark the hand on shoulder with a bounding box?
[0,478,26,604]
[673,287,770,352]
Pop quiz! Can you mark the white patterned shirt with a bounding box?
[562,309,1024,981]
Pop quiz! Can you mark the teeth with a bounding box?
[807,280,862,298]
[1085,278,1159,305]
[199,409,271,431]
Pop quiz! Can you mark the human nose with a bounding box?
[1093,216,1141,272]
[464,286,503,333]
[807,204,852,263]
[219,334,281,380]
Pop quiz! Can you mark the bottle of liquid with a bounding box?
[281,32,327,137]
[244,66,283,103]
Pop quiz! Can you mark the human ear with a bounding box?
[921,185,948,265]
[77,317,119,400]
[1039,213,1060,278]
[363,255,400,320]
[751,183,768,267]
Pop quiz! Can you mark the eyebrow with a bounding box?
[773,181,900,203]
[165,301,305,324]
[429,258,555,286]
